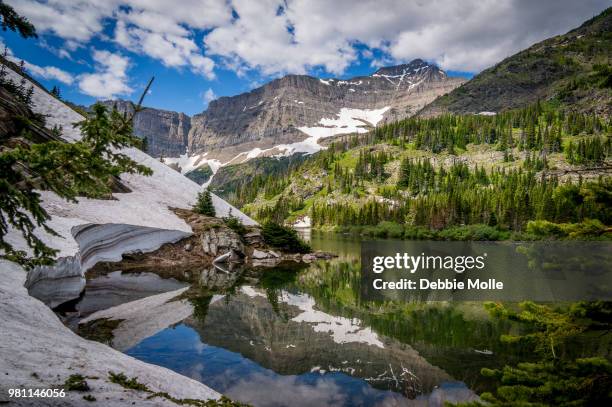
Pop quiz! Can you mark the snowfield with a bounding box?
[3,65,255,282]
[227,106,391,162]
[0,261,221,405]
[0,66,255,402]
[164,106,390,182]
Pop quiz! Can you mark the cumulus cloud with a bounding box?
[78,50,132,98]
[113,0,226,79]
[24,63,74,85]
[206,0,609,74]
[7,0,610,77]
[7,0,117,42]
[7,0,227,79]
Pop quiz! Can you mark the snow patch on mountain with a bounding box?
[297,106,390,142]
[233,106,391,159]
[163,152,224,175]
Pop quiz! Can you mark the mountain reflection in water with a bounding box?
[75,232,525,407]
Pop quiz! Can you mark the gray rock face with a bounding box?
[100,60,464,163]
[98,99,190,158]
[187,59,464,161]
[201,227,244,257]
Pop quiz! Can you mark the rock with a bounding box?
[301,251,336,263]
[213,251,231,264]
[244,230,264,246]
[184,243,192,252]
[213,249,245,265]
[252,249,271,259]
[98,99,191,158]
[313,251,336,260]
[302,253,317,263]
[201,227,244,257]
[268,250,281,258]
[188,60,465,163]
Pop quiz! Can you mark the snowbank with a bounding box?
[0,260,220,405]
[3,65,256,306]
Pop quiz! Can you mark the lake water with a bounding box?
[73,232,529,407]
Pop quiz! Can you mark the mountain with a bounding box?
[98,60,464,180]
[98,99,190,158]
[186,59,464,164]
[419,7,612,117]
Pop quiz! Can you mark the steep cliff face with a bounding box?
[99,99,191,158]
[186,59,464,163]
[100,60,464,175]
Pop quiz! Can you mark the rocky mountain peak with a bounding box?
[99,59,465,171]
[372,59,438,77]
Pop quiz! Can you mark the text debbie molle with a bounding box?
[370,252,504,291]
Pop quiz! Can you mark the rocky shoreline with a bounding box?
[89,208,335,275]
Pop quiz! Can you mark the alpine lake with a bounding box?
[61,232,557,407]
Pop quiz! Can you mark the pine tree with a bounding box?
[50,85,61,99]
[194,189,216,217]
[0,1,37,38]
[0,52,155,268]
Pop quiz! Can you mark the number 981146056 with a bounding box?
[8,388,66,398]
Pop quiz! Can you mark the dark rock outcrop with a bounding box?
[98,99,190,157]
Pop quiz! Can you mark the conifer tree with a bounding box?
[0,1,37,38]
[194,189,216,217]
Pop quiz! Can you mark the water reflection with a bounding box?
[75,232,530,406]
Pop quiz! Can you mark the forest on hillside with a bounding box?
[216,102,611,240]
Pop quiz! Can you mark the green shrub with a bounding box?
[224,215,246,236]
[372,221,404,238]
[262,222,311,253]
[438,224,507,241]
[64,374,89,391]
[526,219,608,239]
[403,225,436,240]
[108,372,149,391]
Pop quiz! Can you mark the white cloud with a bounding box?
[201,88,216,106]
[206,0,610,74]
[6,0,227,79]
[1,39,74,85]
[78,50,132,98]
[24,63,75,85]
[6,0,118,42]
[6,0,610,76]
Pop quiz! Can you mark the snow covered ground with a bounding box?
[0,65,254,403]
[0,260,221,405]
[3,65,256,298]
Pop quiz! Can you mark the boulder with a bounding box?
[244,230,264,246]
[252,249,271,259]
[201,227,244,257]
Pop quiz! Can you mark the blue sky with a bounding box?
[2,1,608,116]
